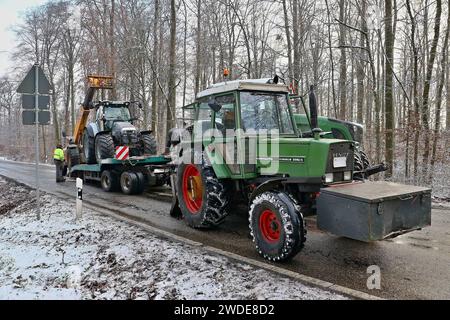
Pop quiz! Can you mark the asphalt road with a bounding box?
[1,159,449,299]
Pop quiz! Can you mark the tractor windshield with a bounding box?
[104,105,131,121]
[240,92,295,134]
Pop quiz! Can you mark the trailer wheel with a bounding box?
[82,129,96,164]
[176,160,230,228]
[101,170,119,192]
[120,171,139,195]
[141,133,157,155]
[135,171,147,194]
[249,191,306,262]
[95,134,115,164]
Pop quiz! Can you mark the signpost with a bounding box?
[16,64,51,220]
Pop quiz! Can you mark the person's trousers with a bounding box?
[54,160,64,182]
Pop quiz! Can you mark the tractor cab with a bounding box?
[180,78,356,185]
[94,101,135,132]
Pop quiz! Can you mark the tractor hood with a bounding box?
[257,137,354,180]
[110,122,139,146]
[112,121,137,133]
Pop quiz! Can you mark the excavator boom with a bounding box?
[73,75,114,145]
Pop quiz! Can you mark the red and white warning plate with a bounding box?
[115,146,130,161]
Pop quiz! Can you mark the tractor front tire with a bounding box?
[360,150,371,170]
[353,152,365,180]
[141,133,157,155]
[95,134,115,164]
[82,130,96,164]
[176,161,230,229]
[249,191,306,262]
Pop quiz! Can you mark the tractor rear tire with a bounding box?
[176,159,231,229]
[101,170,119,192]
[120,171,140,195]
[249,191,306,262]
[95,134,115,164]
[82,129,96,164]
[142,133,157,155]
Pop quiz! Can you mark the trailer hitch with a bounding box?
[364,162,388,179]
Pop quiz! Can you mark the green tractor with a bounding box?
[170,78,362,261]
[168,77,431,261]
[169,78,428,262]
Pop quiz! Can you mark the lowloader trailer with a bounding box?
[70,155,172,195]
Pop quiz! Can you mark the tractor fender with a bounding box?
[249,178,287,205]
[95,130,111,138]
[86,123,100,138]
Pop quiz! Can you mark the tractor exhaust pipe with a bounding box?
[309,85,321,139]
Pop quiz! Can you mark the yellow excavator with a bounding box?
[64,75,156,171]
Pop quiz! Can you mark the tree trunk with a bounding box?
[292,0,300,94]
[282,0,293,85]
[406,0,420,181]
[151,0,159,133]
[422,0,442,181]
[356,13,365,125]
[109,0,117,100]
[384,0,395,178]
[167,0,177,136]
[325,0,337,117]
[338,0,347,120]
[194,0,202,96]
[430,2,449,181]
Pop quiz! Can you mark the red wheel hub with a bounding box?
[259,209,281,243]
[182,165,203,214]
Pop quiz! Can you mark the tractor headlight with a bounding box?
[344,171,352,181]
[325,173,334,184]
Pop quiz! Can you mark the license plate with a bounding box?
[333,156,347,168]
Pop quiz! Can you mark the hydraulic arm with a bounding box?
[73,75,114,145]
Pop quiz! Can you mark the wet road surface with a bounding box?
[1,159,449,299]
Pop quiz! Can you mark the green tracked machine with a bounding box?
[169,78,432,262]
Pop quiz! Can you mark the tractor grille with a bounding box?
[325,142,354,184]
[121,130,139,145]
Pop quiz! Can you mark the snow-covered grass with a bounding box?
[0,178,347,300]
[391,161,450,201]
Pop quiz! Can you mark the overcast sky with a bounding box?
[0,0,46,77]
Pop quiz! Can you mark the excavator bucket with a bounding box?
[87,75,114,89]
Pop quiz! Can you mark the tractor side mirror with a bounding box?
[208,98,222,113]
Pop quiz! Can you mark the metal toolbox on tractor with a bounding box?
[317,181,432,242]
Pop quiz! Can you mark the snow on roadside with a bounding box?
[0,178,348,300]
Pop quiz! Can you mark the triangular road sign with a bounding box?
[16,65,51,94]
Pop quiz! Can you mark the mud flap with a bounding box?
[169,174,182,219]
